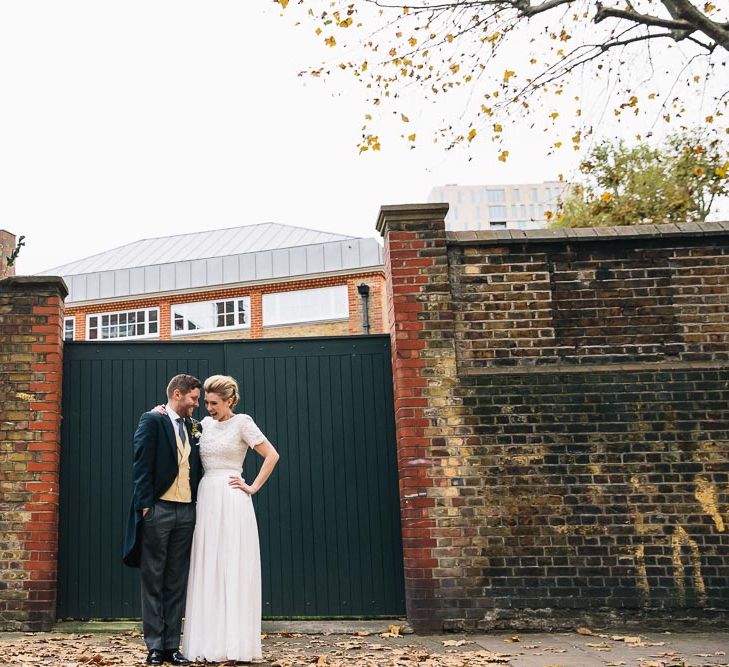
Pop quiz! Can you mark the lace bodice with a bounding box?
[198,414,266,472]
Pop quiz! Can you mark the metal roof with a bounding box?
[42,223,356,275]
[52,232,384,305]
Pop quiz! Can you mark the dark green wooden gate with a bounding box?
[57,335,405,619]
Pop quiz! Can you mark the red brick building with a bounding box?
[39,223,387,342]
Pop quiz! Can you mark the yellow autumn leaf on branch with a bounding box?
[601,192,613,203]
[467,128,477,142]
[498,150,509,162]
[408,133,416,142]
[276,0,289,8]
[409,37,417,47]
[450,63,460,74]
[325,36,336,47]
[401,113,410,122]
[493,123,503,133]
[503,69,515,83]
[446,34,455,43]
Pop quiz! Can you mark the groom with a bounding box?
[123,374,203,666]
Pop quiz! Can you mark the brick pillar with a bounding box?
[250,290,263,338]
[159,300,172,340]
[377,204,456,631]
[0,276,67,630]
[0,230,17,280]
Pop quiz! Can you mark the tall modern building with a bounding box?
[428,181,570,231]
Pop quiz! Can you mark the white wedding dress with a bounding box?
[182,413,266,663]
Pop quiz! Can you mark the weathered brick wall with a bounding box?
[379,207,729,631]
[455,238,729,367]
[263,319,350,338]
[0,276,67,631]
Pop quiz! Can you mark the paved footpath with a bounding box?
[0,621,727,666]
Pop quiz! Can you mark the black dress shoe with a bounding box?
[163,649,191,665]
[146,649,164,666]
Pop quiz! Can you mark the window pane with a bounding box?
[488,205,507,220]
[263,285,349,327]
[487,189,505,203]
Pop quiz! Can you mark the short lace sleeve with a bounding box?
[237,414,266,447]
[200,416,212,427]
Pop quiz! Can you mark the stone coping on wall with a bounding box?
[0,275,68,297]
[463,359,729,376]
[446,220,729,244]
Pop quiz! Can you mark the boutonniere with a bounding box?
[190,420,202,441]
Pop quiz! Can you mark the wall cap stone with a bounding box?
[377,204,450,235]
[447,220,729,245]
[0,275,68,298]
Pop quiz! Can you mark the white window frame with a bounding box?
[171,297,251,336]
[86,307,160,341]
[263,285,349,327]
[63,317,75,342]
[487,189,506,204]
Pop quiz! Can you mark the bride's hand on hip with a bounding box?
[152,405,167,415]
[229,475,257,495]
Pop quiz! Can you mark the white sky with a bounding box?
[1,1,726,275]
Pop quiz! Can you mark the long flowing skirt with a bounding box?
[182,469,262,662]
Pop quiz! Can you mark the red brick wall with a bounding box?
[377,204,456,631]
[65,272,386,341]
[0,276,67,631]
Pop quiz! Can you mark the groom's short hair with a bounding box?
[166,374,202,399]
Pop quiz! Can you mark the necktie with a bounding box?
[176,417,187,445]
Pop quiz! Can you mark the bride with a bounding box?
[181,374,280,663]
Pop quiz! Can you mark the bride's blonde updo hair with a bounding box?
[204,374,240,408]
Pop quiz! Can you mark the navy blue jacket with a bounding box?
[122,411,202,567]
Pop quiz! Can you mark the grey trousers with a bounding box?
[140,499,195,651]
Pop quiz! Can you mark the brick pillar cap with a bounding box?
[376,203,450,236]
[0,275,68,299]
